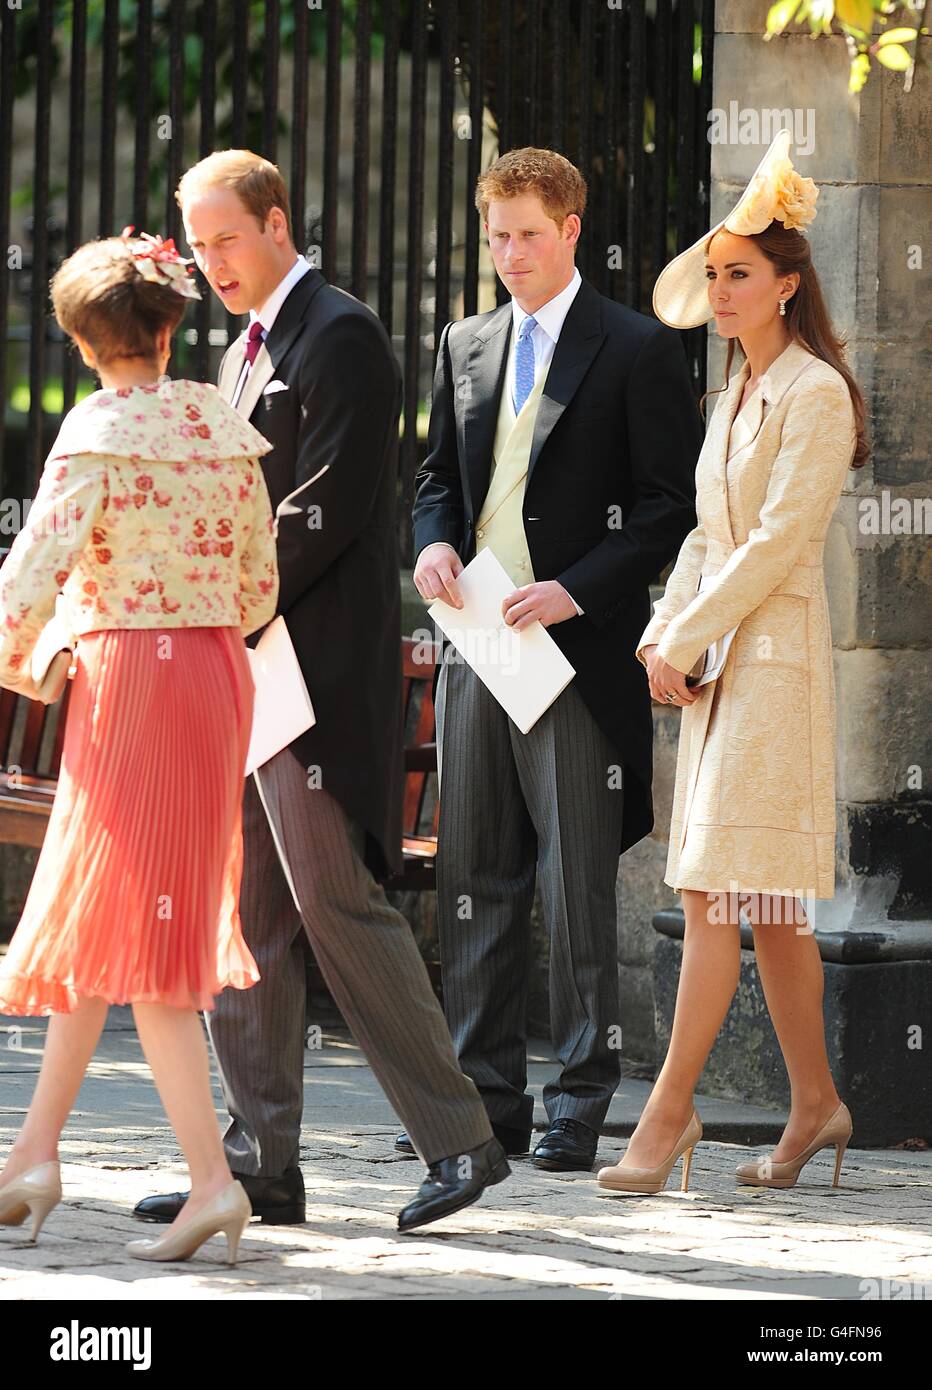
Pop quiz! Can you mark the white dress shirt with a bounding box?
[231,254,314,408]
[422,265,586,615]
[506,265,582,414]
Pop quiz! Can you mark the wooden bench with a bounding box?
[384,635,442,893]
[0,682,73,849]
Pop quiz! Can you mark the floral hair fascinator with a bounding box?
[120,225,202,300]
[726,145,818,237]
[652,129,819,329]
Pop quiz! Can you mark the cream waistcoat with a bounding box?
[474,371,547,587]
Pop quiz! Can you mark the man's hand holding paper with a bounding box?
[425,548,575,736]
[501,579,579,629]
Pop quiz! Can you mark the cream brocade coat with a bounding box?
[635,341,857,900]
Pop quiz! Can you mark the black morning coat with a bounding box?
[411,274,703,856]
[221,269,405,882]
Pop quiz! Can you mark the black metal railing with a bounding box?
[1,0,713,565]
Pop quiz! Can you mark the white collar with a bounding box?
[511,265,582,343]
[249,255,313,335]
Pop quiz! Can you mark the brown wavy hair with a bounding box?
[474,146,587,228]
[50,236,188,367]
[700,221,869,468]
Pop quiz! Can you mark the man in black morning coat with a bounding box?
[134,151,509,1235]
[410,149,702,1171]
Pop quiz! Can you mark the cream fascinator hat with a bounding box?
[652,129,819,330]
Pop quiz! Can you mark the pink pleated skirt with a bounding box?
[0,626,260,1016]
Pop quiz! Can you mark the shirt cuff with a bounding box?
[416,541,459,565]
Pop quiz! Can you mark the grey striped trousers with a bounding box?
[435,649,625,1134]
[205,744,492,1172]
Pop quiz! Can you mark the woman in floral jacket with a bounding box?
[0,230,278,1265]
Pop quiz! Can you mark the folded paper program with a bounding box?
[427,547,575,734]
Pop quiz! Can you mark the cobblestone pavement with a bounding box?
[1,1011,929,1301]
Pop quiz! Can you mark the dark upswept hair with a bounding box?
[701,220,869,469]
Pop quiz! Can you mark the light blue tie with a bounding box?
[512,315,538,415]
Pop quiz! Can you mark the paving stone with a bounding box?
[1,1021,929,1300]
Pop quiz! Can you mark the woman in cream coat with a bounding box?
[597,132,869,1196]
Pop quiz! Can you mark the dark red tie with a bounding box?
[244,319,265,366]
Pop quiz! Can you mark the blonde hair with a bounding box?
[50,236,188,366]
[475,147,587,228]
[175,149,293,236]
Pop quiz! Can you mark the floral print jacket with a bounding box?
[0,378,279,692]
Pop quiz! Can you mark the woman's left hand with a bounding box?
[644,647,699,706]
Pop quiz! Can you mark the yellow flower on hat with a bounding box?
[773,164,819,231]
[725,153,818,237]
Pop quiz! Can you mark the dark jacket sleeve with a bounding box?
[273,310,401,615]
[554,324,701,627]
[411,321,466,560]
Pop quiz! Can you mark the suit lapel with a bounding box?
[729,386,764,455]
[462,305,512,515]
[462,276,606,512]
[233,344,276,420]
[218,335,246,403]
[526,278,605,490]
[218,269,327,418]
[700,362,748,550]
[708,360,750,485]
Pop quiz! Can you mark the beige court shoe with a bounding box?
[0,1160,62,1241]
[126,1179,252,1265]
[735,1101,853,1189]
[597,1110,703,1194]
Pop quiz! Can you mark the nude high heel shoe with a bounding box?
[597,1111,702,1194]
[0,1160,62,1242]
[126,1180,252,1265]
[735,1102,853,1189]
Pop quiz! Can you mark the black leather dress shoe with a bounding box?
[531,1118,600,1171]
[132,1165,306,1225]
[394,1121,531,1158]
[397,1137,510,1233]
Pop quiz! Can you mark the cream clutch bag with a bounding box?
[684,574,739,688]
[26,598,77,704]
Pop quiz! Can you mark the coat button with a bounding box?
[476,528,485,538]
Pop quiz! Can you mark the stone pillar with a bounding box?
[645,0,932,1143]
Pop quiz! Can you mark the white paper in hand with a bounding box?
[244,615,316,775]
[427,547,575,734]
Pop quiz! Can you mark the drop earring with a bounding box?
[778,299,786,316]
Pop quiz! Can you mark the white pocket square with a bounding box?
[263,380,289,395]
